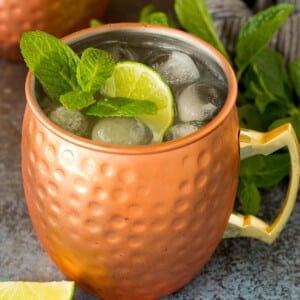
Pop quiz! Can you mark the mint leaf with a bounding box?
[238,104,267,131]
[85,97,158,117]
[174,0,230,61]
[235,3,294,77]
[289,56,300,99]
[237,179,261,215]
[20,30,79,101]
[240,47,297,128]
[240,153,290,188]
[140,5,172,26]
[77,48,115,94]
[250,48,292,110]
[60,91,96,111]
[90,19,102,27]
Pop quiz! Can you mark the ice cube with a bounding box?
[104,43,138,62]
[91,117,153,145]
[164,120,204,141]
[39,93,60,116]
[196,57,228,84]
[48,106,90,137]
[149,50,200,86]
[176,82,226,123]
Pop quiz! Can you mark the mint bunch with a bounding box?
[140,1,298,215]
[20,31,157,118]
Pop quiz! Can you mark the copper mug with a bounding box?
[0,0,110,60]
[21,23,300,300]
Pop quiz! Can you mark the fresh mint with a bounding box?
[174,0,230,61]
[238,153,290,214]
[20,31,79,101]
[20,30,158,117]
[77,48,115,93]
[237,179,261,216]
[235,3,294,78]
[60,90,96,110]
[242,47,294,118]
[140,5,172,27]
[90,19,103,27]
[239,153,290,189]
[86,97,157,117]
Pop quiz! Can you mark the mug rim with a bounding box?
[24,22,238,155]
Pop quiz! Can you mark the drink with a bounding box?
[38,36,228,145]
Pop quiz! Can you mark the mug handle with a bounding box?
[223,123,300,244]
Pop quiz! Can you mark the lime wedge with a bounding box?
[0,281,75,300]
[103,61,175,143]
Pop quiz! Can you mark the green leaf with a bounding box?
[237,179,261,215]
[235,3,294,77]
[20,30,80,101]
[174,0,230,61]
[90,19,102,27]
[252,47,292,103]
[289,56,300,99]
[85,97,158,117]
[238,104,267,131]
[246,48,293,114]
[60,90,96,110]
[240,153,290,188]
[77,48,115,93]
[140,5,172,26]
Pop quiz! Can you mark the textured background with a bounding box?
[0,0,299,299]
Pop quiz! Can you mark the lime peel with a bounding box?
[103,61,175,143]
[0,281,75,300]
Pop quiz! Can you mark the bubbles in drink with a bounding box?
[48,106,90,137]
[148,50,200,86]
[91,117,153,145]
[176,82,226,123]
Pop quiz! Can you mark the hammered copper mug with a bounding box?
[21,24,300,300]
[0,0,110,60]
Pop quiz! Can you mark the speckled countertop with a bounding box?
[0,0,299,299]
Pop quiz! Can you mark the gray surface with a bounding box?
[1,0,299,299]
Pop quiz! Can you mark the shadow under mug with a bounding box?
[21,23,300,300]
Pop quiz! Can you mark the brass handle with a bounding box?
[223,123,300,244]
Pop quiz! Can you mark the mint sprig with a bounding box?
[174,0,230,62]
[20,31,79,101]
[20,30,158,117]
[140,5,173,27]
[77,48,115,93]
[235,3,294,78]
[86,97,157,117]
[60,90,96,110]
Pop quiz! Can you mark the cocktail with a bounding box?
[21,23,300,300]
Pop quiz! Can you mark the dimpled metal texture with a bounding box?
[0,0,110,60]
[21,24,240,300]
[22,109,239,300]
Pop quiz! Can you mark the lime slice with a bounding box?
[103,61,175,143]
[0,281,75,300]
